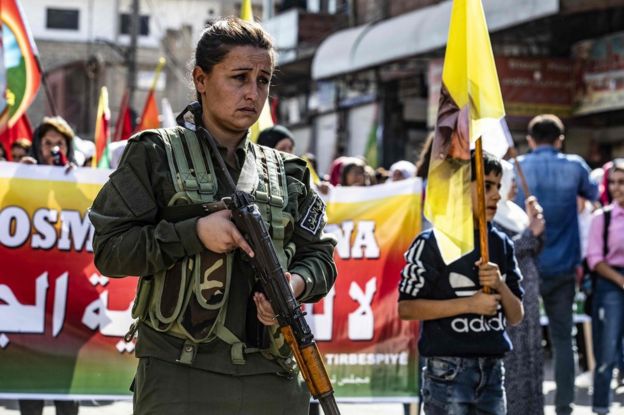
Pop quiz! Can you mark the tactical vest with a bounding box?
[130,126,294,366]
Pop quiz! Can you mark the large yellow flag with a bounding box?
[424,0,505,264]
[240,0,274,142]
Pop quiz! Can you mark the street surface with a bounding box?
[1,358,623,414]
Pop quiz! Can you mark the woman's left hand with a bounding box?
[253,272,305,326]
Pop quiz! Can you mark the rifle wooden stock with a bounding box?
[282,326,334,398]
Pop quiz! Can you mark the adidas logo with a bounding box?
[449,272,507,298]
[449,272,478,297]
[448,272,506,333]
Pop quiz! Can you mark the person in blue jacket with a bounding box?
[514,114,598,415]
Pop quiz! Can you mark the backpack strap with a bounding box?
[254,145,290,269]
[591,206,613,290]
[161,127,218,204]
[181,127,216,196]
[602,207,612,258]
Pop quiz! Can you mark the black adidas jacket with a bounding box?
[398,226,524,358]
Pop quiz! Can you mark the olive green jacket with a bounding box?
[89,129,337,375]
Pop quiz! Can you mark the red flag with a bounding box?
[114,90,133,141]
[136,89,159,131]
[136,58,165,132]
[0,113,32,160]
[1,0,42,128]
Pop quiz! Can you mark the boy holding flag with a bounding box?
[398,150,523,414]
[398,0,524,412]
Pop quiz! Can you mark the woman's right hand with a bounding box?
[196,210,254,257]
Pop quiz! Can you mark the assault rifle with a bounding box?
[223,190,340,415]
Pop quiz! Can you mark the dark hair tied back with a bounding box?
[195,17,275,75]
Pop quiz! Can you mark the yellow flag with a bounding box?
[424,0,505,264]
[240,0,253,21]
[302,154,321,186]
[240,0,274,142]
[249,103,274,143]
[92,87,110,168]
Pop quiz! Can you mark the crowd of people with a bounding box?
[1,15,623,415]
[395,114,624,415]
[255,113,623,413]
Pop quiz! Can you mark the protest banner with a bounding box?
[316,178,422,400]
[0,164,422,401]
[0,163,136,398]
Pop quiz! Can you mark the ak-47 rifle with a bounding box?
[179,103,339,414]
[224,190,340,415]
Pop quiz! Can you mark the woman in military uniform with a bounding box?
[89,17,337,415]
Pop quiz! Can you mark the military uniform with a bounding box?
[89,115,337,415]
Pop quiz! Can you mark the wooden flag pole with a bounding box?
[475,137,491,294]
[508,147,530,197]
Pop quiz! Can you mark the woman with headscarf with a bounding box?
[339,157,367,187]
[494,159,545,415]
[388,160,416,182]
[257,125,295,153]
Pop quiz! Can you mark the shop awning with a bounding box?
[312,0,559,80]
[311,24,371,80]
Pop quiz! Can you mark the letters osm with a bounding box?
[0,206,93,252]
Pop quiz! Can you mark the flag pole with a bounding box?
[508,147,530,197]
[150,57,166,91]
[475,137,491,294]
[37,58,58,116]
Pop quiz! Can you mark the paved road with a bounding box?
[2,358,623,414]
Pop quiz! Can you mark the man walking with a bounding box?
[515,114,598,415]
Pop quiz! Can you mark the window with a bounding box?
[119,14,150,36]
[46,8,79,30]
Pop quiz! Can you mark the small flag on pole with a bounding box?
[136,57,165,132]
[113,90,133,141]
[425,0,506,264]
[92,86,111,168]
[364,106,381,169]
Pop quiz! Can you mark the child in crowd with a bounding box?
[398,151,524,415]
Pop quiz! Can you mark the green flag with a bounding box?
[364,119,379,168]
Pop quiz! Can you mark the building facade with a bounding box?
[265,0,624,175]
[23,0,239,137]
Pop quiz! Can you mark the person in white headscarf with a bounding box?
[494,159,546,415]
[388,160,416,182]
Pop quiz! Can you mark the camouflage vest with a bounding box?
[130,126,294,365]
